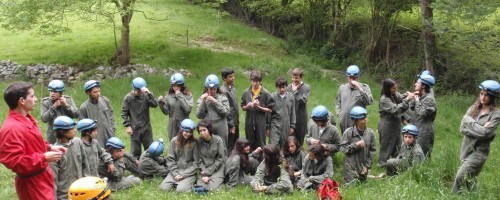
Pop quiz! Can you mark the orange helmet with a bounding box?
[68,176,110,200]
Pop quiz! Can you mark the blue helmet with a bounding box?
[204,74,220,88]
[418,74,435,87]
[419,70,431,77]
[53,116,76,130]
[106,137,125,149]
[148,138,164,157]
[311,105,329,121]
[132,77,146,90]
[48,80,65,92]
[77,118,97,133]
[170,73,185,85]
[350,106,367,119]
[180,119,196,131]
[479,80,500,98]
[346,65,360,77]
[402,124,418,137]
[84,80,100,92]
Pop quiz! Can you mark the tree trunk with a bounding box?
[420,0,436,72]
[115,0,134,66]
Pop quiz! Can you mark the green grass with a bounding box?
[1,0,499,199]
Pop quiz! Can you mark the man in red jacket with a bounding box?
[0,82,67,200]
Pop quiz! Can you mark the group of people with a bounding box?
[0,65,498,200]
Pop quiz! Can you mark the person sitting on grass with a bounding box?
[296,144,333,191]
[224,138,261,188]
[196,119,227,190]
[251,144,293,194]
[283,136,306,186]
[139,138,169,179]
[385,124,425,176]
[98,137,142,191]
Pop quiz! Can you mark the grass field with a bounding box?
[0,0,499,199]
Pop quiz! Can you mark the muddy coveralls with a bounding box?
[158,91,193,141]
[250,162,293,194]
[378,93,410,166]
[409,93,436,157]
[121,91,158,160]
[306,124,341,157]
[335,83,373,134]
[160,137,199,192]
[241,86,274,150]
[386,142,424,176]
[80,96,116,147]
[286,82,311,146]
[50,137,88,200]
[196,135,227,190]
[297,155,333,190]
[81,138,113,177]
[41,96,79,144]
[284,150,306,186]
[340,127,376,185]
[270,91,296,149]
[196,93,230,150]
[98,154,142,191]
[224,152,260,188]
[452,107,500,193]
[139,151,169,179]
[221,83,240,153]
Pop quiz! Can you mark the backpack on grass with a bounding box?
[317,178,342,200]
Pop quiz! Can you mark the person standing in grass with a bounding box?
[306,105,341,157]
[270,77,296,149]
[0,82,66,200]
[336,65,374,134]
[41,80,80,144]
[409,74,437,157]
[241,70,274,151]
[196,119,226,190]
[385,124,425,176]
[121,77,158,160]
[221,67,240,153]
[158,73,193,141]
[296,144,333,191]
[286,68,311,146]
[77,118,115,177]
[452,80,500,193]
[283,136,306,186]
[224,138,261,188]
[340,106,376,185]
[378,78,414,167]
[251,144,293,194]
[139,138,169,179]
[196,74,230,151]
[161,119,199,193]
[80,80,116,147]
[50,116,88,200]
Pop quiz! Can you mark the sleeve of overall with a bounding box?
[79,104,88,120]
[108,160,125,180]
[104,97,116,132]
[380,96,409,115]
[64,97,80,118]
[240,90,248,109]
[214,95,230,117]
[147,93,158,108]
[205,138,227,175]
[195,96,207,119]
[299,84,310,104]
[414,97,436,118]
[366,131,377,169]
[181,143,199,177]
[267,166,293,194]
[98,146,114,165]
[309,157,333,184]
[290,98,296,129]
[461,111,500,138]
[412,147,425,165]
[120,96,131,127]
[179,93,194,115]
[225,156,240,188]
[252,162,266,186]
[166,139,180,177]
[158,93,169,115]
[40,100,56,123]
[225,91,236,127]
[325,127,341,155]
[0,129,48,175]
[339,130,358,154]
[335,86,342,117]
[358,84,374,106]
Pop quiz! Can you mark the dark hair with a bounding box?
[81,127,97,137]
[4,82,34,109]
[275,77,288,88]
[231,138,251,169]
[250,70,262,82]
[283,136,301,157]
[202,87,223,94]
[56,129,72,139]
[168,85,190,95]
[421,83,431,93]
[291,68,304,78]
[175,128,196,150]
[308,144,328,161]
[381,78,401,104]
[221,67,235,80]
[263,144,281,180]
[196,119,214,136]
[468,93,498,118]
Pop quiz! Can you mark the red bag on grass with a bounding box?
[317,178,342,200]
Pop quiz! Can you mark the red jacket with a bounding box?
[0,110,55,200]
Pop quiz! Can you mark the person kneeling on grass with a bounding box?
[224,138,261,188]
[98,137,142,191]
[385,124,425,176]
[139,138,169,179]
[251,144,293,194]
[296,144,333,191]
